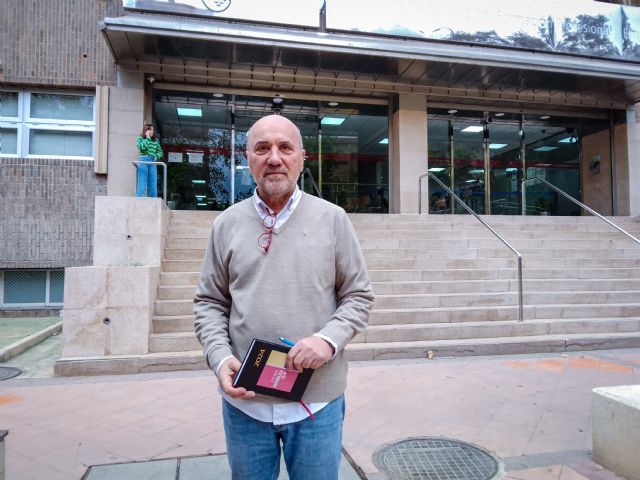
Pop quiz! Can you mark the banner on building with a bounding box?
[123,0,640,62]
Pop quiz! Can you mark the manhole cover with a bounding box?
[374,437,500,480]
[0,366,22,381]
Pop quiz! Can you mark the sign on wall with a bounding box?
[123,0,640,62]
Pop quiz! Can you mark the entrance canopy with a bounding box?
[101,14,640,113]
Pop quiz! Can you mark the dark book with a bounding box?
[233,338,314,402]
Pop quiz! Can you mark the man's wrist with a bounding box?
[313,333,337,360]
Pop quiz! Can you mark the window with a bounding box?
[0,90,94,159]
[0,270,65,308]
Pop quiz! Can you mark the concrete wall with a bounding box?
[627,104,640,216]
[582,128,613,215]
[0,158,107,269]
[107,72,146,197]
[391,94,428,213]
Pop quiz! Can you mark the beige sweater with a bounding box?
[194,193,374,403]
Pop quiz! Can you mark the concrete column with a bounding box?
[627,103,640,216]
[390,94,428,213]
[107,71,145,197]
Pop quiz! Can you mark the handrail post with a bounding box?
[522,176,640,246]
[132,160,168,202]
[427,171,524,321]
[418,173,429,214]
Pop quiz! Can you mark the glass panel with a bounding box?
[3,270,46,304]
[0,127,18,154]
[523,120,580,215]
[488,116,522,215]
[30,93,93,121]
[452,112,485,214]
[29,129,93,156]
[320,103,389,212]
[0,91,19,117]
[49,270,65,304]
[158,91,233,210]
[427,118,451,213]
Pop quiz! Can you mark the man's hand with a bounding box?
[217,357,256,399]
[286,336,334,373]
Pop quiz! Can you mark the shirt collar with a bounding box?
[253,186,302,217]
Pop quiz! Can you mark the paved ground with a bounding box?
[0,317,59,349]
[1,344,638,479]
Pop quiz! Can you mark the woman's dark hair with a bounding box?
[141,123,156,140]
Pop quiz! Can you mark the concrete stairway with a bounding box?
[151,211,640,366]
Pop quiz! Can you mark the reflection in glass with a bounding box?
[30,94,93,121]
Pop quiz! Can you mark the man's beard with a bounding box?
[259,173,296,199]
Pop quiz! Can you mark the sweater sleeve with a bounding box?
[317,210,374,351]
[193,219,234,372]
[136,136,148,155]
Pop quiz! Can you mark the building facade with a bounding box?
[1,0,640,311]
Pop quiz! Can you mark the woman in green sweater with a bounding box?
[136,124,164,197]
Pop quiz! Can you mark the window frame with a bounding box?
[0,269,65,308]
[0,89,95,160]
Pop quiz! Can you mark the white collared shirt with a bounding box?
[217,186,337,425]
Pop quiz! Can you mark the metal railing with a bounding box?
[132,160,168,201]
[299,168,323,198]
[420,172,524,321]
[522,176,640,246]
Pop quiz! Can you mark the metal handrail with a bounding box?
[132,160,168,201]
[299,168,323,198]
[421,172,524,321]
[522,176,640,246]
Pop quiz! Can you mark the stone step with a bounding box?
[168,227,211,239]
[369,303,640,325]
[158,285,197,300]
[162,260,204,272]
[361,248,640,260]
[374,290,640,309]
[164,248,206,260]
[365,257,640,270]
[358,237,640,250]
[153,315,195,333]
[160,271,200,286]
[374,267,640,282]
[372,278,640,294]
[150,332,200,353]
[345,332,640,361]
[353,318,640,343]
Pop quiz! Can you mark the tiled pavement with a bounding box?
[1,349,639,479]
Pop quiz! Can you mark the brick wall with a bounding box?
[0,158,107,269]
[0,0,122,87]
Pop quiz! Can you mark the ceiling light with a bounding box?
[192,179,206,184]
[489,143,507,149]
[321,116,345,125]
[213,93,224,98]
[468,169,484,174]
[197,203,207,206]
[328,101,339,107]
[195,195,207,199]
[177,107,202,117]
[506,167,518,172]
[494,113,505,117]
[447,109,458,114]
[540,115,550,120]
[559,136,578,144]
[465,179,476,183]
[428,167,445,172]
[378,138,389,144]
[534,146,558,152]
[461,126,483,133]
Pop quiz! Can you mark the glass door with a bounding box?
[488,114,523,215]
[452,112,485,214]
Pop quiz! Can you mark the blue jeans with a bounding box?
[136,155,157,197]
[222,395,345,480]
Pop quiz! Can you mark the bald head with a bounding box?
[246,114,304,150]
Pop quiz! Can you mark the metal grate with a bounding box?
[374,437,500,480]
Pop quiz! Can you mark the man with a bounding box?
[194,114,374,480]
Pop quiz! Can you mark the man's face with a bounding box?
[247,115,305,201]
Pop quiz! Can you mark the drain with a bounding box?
[0,366,22,381]
[374,437,500,480]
